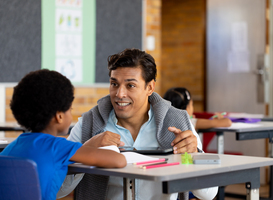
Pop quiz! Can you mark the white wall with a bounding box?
[0,86,5,137]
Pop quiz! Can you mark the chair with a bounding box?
[0,156,41,200]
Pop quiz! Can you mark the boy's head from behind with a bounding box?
[10,69,74,133]
[163,87,194,116]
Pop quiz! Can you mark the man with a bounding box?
[58,48,217,200]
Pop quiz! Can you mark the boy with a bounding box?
[0,69,126,200]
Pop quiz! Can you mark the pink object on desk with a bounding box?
[134,158,167,165]
[143,162,180,169]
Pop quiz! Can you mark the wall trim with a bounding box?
[0,86,5,122]
[0,83,109,88]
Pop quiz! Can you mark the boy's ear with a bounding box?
[55,111,64,124]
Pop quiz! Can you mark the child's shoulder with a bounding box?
[21,132,71,146]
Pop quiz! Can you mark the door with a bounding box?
[207,0,267,184]
[207,0,266,114]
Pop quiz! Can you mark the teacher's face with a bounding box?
[109,67,154,121]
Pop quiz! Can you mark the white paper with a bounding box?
[228,113,264,119]
[227,51,250,72]
[56,0,82,8]
[55,58,82,82]
[231,22,248,52]
[227,21,250,73]
[97,145,160,164]
[54,2,83,84]
[98,145,120,153]
[55,9,82,32]
[121,152,160,164]
[0,139,8,144]
[56,34,82,56]
[217,122,262,129]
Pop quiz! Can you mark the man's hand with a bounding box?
[83,131,125,148]
[168,127,198,154]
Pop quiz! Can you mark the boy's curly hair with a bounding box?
[10,69,74,132]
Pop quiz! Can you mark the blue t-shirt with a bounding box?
[0,133,82,200]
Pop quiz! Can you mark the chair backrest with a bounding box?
[193,112,214,119]
[0,156,41,200]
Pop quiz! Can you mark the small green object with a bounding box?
[181,152,193,164]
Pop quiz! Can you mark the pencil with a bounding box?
[139,161,168,168]
[142,162,180,169]
[134,158,168,165]
[211,112,227,119]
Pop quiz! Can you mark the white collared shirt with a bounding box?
[105,107,178,200]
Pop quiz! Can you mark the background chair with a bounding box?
[0,155,41,200]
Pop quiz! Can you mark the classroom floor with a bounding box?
[57,183,269,200]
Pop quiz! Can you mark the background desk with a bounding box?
[0,122,26,132]
[198,122,273,154]
[68,153,273,200]
[198,121,273,200]
[0,137,15,151]
[262,117,273,122]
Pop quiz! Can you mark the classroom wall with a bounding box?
[146,0,162,94]
[4,0,206,132]
[3,0,162,136]
[4,0,207,133]
[5,86,109,122]
[161,0,206,112]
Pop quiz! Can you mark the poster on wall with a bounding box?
[227,21,250,73]
[41,0,95,84]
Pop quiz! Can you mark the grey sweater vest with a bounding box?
[75,92,192,200]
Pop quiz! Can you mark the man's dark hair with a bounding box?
[107,48,157,84]
[10,69,74,132]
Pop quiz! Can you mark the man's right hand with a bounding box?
[83,131,125,148]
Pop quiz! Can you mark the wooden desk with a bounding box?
[68,153,273,200]
[198,121,273,200]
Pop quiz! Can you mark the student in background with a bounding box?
[163,87,232,129]
[0,69,126,200]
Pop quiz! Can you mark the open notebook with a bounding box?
[99,145,160,164]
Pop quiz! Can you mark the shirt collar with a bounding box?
[110,105,154,127]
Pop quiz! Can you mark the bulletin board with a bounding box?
[95,0,142,83]
[0,0,142,84]
[0,0,41,82]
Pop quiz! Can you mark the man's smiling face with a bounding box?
[109,66,154,121]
